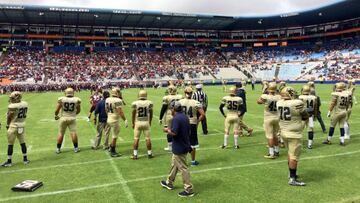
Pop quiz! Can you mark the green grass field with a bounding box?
[0,84,359,203]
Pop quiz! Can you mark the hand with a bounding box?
[327,111,331,117]
[124,119,128,128]
[55,115,60,120]
[163,127,169,133]
[159,120,162,125]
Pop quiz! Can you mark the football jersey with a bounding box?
[105,97,123,123]
[260,94,281,119]
[221,96,243,116]
[179,98,202,124]
[277,99,306,139]
[163,94,183,113]
[8,101,28,128]
[131,99,153,122]
[299,94,317,114]
[331,91,349,113]
[58,97,81,118]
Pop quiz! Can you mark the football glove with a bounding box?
[55,115,60,120]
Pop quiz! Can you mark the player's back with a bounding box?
[222,96,243,116]
[59,97,81,118]
[261,94,281,119]
[277,99,305,138]
[332,91,348,113]
[132,100,153,122]
[179,98,201,124]
[164,94,183,110]
[106,97,123,123]
[299,95,317,113]
[8,101,28,127]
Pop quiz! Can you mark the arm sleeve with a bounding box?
[219,103,226,117]
[159,104,168,120]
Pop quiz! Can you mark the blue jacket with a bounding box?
[171,112,192,155]
[236,88,247,113]
[95,100,107,123]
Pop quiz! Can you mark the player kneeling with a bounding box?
[219,87,243,149]
[55,88,81,154]
[179,87,205,166]
[278,87,309,186]
[131,90,154,159]
[106,88,128,157]
[257,82,281,159]
[2,92,29,167]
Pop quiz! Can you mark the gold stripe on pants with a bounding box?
[166,153,193,193]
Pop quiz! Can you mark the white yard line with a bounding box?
[0,149,359,202]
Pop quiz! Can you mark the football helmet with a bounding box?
[267,82,277,93]
[138,90,147,100]
[9,91,22,103]
[229,86,236,96]
[301,85,311,95]
[335,82,346,92]
[65,88,74,97]
[111,88,121,97]
[168,85,177,95]
[280,86,297,100]
[184,86,193,98]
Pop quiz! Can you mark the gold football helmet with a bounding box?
[65,88,74,97]
[9,91,22,103]
[280,86,297,100]
[138,90,147,100]
[168,85,177,95]
[267,82,277,93]
[111,88,121,97]
[301,85,311,95]
[229,86,236,96]
[335,82,346,92]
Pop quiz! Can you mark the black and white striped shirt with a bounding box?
[192,90,208,110]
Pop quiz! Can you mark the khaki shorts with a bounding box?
[134,121,150,140]
[107,122,120,139]
[165,114,173,128]
[7,126,25,145]
[283,137,302,161]
[224,114,240,134]
[59,118,76,135]
[330,111,347,128]
[263,118,279,139]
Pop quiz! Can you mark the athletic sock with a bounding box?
[147,150,152,155]
[133,150,138,156]
[73,142,78,148]
[308,140,313,146]
[328,127,335,140]
[234,134,239,146]
[344,122,349,136]
[224,134,229,146]
[289,168,297,179]
[308,131,314,141]
[274,146,279,153]
[20,143,27,160]
[167,134,172,143]
[340,128,345,143]
[111,146,116,153]
[57,143,61,150]
[168,142,172,150]
[269,147,274,156]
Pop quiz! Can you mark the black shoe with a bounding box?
[307,145,313,149]
[322,140,331,145]
[220,145,227,149]
[234,145,240,149]
[110,152,121,157]
[274,152,280,157]
[131,155,138,160]
[23,160,30,165]
[340,142,345,146]
[203,131,208,135]
[160,180,174,190]
[148,154,154,159]
[178,191,195,197]
[2,161,12,167]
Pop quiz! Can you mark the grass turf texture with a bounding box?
[0,84,359,203]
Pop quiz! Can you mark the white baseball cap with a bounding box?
[196,84,203,89]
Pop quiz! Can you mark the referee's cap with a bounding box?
[196,84,203,89]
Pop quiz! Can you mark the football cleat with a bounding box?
[55,148,61,154]
[74,148,80,153]
[148,154,154,159]
[234,145,240,149]
[178,191,195,197]
[1,161,12,167]
[91,146,98,150]
[339,142,346,146]
[220,145,227,149]
[164,147,172,151]
[160,180,174,190]
[264,154,275,159]
[131,155,138,160]
[288,178,306,186]
[110,152,121,157]
[322,140,332,145]
[103,146,110,150]
[191,160,199,166]
[307,145,313,149]
[344,135,350,140]
[247,128,254,136]
[274,152,280,157]
[23,160,30,165]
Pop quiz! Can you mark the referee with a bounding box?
[192,84,208,135]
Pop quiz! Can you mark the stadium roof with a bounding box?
[0,0,359,30]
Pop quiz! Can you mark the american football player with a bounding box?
[131,90,153,159]
[55,88,81,154]
[159,85,183,151]
[344,80,355,139]
[87,87,103,122]
[277,86,308,186]
[257,82,281,159]
[2,92,29,167]
[179,87,205,166]
[323,82,348,145]
[299,85,318,149]
[219,86,243,149]
[106,88,128,157]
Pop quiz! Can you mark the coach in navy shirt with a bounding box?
[235,82,253,136]
[160,101,194,197]
[92,91,111,150]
